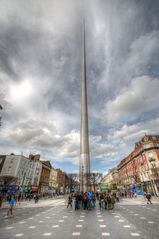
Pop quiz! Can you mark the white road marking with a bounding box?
[102,232,110,236]
[29,226,36,229]
[14,234,24,237]
[148,221,154,224]
[119,220,124,222]
[19,221,25,224]
[80,215,85,218]
[140,217,146,220]
[45,217,51,219]
[98,219,104,222]
[43,233,52,236]
[39,221,44,223]
[59,220,64,222]
[52,225,59,228]
[130,232,140,237]
[72,232,80,236]
[78,219,84,222]
[123,225,131,228]
[76,225,82,227]
[100,225,107,228]
[97,215,102,217]
[134,214,139,216]
[114,216,120,218]
[5,226,14,230]
[28,217,33,220]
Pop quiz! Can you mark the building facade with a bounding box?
[56,169,65,194]
[39,160,52,195]
[0,154,34,187]
[118,135,159,196]
[49,168,58,194]
[29,154,42,186]
[100,168,118,190]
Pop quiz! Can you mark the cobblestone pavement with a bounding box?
[0,198,159,239]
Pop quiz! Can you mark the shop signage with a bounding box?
[32,186,39,191]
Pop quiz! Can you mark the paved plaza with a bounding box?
[0,197,159,239]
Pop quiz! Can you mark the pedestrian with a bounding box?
[7,195,15,217]
[99,193,104,209]
[83,193,88,210]
[18,193,21,205]
[92,193,96,208]
[146,192,152,204]
[104,194,107,210]
[87,191,93,210]
[111,194,116,209]
[79,192,84,210]
[67,194,73,208]
[107,194,112,210]
[0,192,3,208]
[34,194,39,203]
[116,192,120,202]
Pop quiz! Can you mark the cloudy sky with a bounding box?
[0,0,159,174]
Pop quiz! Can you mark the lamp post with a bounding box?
[0,104,3,127]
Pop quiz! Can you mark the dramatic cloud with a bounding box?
[109,117,159,142]
[104,76,159,123]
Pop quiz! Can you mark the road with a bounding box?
[0,197,159,239]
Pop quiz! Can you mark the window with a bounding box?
[151,163,156,168]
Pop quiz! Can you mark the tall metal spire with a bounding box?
[79,19,90,192]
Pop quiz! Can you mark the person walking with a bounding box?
[7,195,15,217]
[146,192,152,204]
[67,194,73,208]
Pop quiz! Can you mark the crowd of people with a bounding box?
[67,191,119,211]
[0,189,154,218]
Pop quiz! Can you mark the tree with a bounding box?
[88,173,103,192]
[68,174,79,192]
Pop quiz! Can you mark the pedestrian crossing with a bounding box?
[0,198,158,239]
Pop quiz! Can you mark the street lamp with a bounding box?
[0,104,3,126]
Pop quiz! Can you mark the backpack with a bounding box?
[83,195,88,202]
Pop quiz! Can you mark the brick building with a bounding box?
[56,169,65,194]
[118,135,159,196]
[39,161,52,195]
